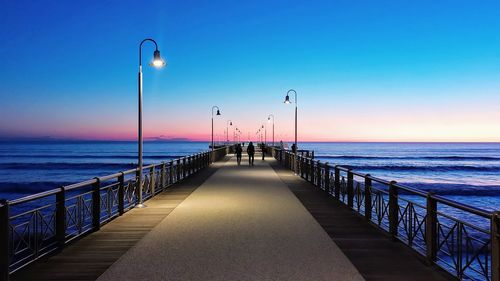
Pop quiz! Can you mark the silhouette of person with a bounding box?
[247,142,255,166]
[291,143,297,153]
[235,143,243,165]
[261,142,266,160]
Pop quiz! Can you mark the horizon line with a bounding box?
[1,137,499,144]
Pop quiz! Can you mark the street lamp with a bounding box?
[268,114,275,146]
[284,89,298,174]
[212,106,221,162]
[137,38,166,208]
[226,120,232,144]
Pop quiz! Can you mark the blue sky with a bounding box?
[1,0,499,141]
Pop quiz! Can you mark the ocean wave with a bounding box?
[316,155,500,161]
[0,154,185,159]
[0,182,73,193]
[344,165,500,172]
[0,162,137,170]
[396,183,500,196]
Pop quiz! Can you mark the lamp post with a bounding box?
[137,38,166,208]
[268,114,275,146]
[226,120,232,144]
[284,89,298,174]
[212,106,221,162]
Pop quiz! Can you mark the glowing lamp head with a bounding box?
[284,95,291,104]
[216,109,221,116]
[150,50,166,68]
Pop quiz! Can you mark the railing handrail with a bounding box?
[277,148,494,218]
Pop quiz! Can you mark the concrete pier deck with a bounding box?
[97,155,363,281]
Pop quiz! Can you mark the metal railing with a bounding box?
[271,148,499,281]
[0,147,230,280]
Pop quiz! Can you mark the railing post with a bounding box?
[324,163,330,195]
[389,181,399,239]
[160,162,166,189]
[298,156,304,178]
[190,155,194,174]
[198,153,202,170]
[0,200,10,281]
[191,154,196,174]
[316,160,321,187]
[310,159,314,183]
[150,166,155,195]
[334,166,340,199]
[135,169,141,203]
[118,172,125,215]
[425,193,437,265]
[347,170,354,208]
[364,175,372,221]
[182,157,189,179]
[92,177,101,231]
[176,159,181,181]
[193,154,197,172]
[491,211,500,281]
[56,187,66,250]
[169,160,174,185]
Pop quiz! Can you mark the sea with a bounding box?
[0,141,499,212]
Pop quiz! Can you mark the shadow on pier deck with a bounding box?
[270,161,453,281]
[12,155,454,281]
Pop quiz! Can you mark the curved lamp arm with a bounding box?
[139,38,159,66]
[287,89,297,105]
[212,105,220,117]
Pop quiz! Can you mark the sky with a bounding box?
[0,0,499,142]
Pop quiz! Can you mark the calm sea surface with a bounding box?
[0,141,499,211]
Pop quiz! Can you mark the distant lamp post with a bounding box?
[268,114,275,146]
[211,106,221,162]
[226,120,233,144]
[137,38,166,208]
[284,89,298,174]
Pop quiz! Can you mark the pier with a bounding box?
[1,146,499,281]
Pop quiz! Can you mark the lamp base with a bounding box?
[135,203,148,208]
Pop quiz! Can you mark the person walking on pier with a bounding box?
[247,142,255,166]
[261,142,266,160]
[235,143,243,165]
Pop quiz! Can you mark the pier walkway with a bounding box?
[12,154,453,281]
[96,155,363,281]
